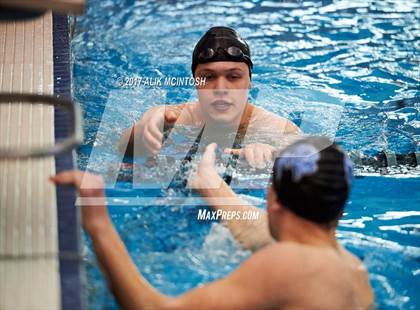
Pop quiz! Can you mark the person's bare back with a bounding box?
[260,242,374,310]
[56,137,376,310]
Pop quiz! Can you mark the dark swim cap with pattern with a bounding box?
[272,136,353,224]
[192,26,253,77]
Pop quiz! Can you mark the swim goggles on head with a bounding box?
[198,46,253,69]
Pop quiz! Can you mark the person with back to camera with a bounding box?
[51,136,375,310]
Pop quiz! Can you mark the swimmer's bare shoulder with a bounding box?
[264,242,375,310]
[248,104,301,135]
[339,245,376,309]
[246,242,374,309]
[166,101,202,126]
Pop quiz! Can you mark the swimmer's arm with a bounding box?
[118,103,190,156]
[86,222,174,309]
[88,215,281,310]
[118,105,164,156]
[239,109,301,157]
[285,119,301,134]
[197,177,275,252]
[51,170,171,309]
[191,144,274,251]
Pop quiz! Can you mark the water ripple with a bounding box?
[72,1,420,309]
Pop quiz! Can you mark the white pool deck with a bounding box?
[0,12,61,309]
[1,0,84,15]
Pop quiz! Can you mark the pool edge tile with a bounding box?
[53,13,85,310]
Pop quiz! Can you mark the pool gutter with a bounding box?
[53,13,84,310]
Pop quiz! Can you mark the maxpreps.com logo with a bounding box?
[197,209,261,221]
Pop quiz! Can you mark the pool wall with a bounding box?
[53,13,84,310]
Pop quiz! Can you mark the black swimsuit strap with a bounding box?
[222,104,254,184]
[167,125,206,189]
[168,103,253,189]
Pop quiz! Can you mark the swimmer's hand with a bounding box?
[50,170,111,233]
[224,143,275,169]
[189,143,224,190]
[120,105,181,156]
[138,106,180,156]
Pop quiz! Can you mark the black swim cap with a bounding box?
[272,136,353,224]
[192,26,253,77]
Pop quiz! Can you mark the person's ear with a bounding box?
[267,186,276,209]
[267,186,281,212]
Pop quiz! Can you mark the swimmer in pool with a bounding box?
[51,136,375,310]
[119,26,300,169]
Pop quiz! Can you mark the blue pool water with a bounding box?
[72,0,420,309]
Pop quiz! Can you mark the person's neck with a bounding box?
[277,211,339,249]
